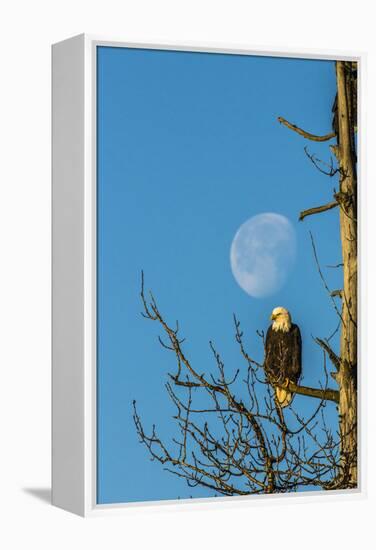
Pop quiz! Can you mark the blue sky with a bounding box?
[97,46,341,503]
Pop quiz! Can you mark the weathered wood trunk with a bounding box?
[335,61,358,488]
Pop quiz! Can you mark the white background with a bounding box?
[0,1,374,548]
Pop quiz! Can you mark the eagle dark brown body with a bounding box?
[264,323,302,407]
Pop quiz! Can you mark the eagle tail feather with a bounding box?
[275,385,293,408]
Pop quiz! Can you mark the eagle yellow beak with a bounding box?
[270,313,276,320]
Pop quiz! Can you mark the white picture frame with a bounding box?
[52,34,366,517]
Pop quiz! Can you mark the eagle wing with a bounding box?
[264,326,284,383]
[289,324,302,383]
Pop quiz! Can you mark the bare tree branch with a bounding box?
[279,380,339,403]
[278,117,336,142]
[303,147,340,177]
[315,338,341,372]
[133,275,343,496]
[299,200,338,222]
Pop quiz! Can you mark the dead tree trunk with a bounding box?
[335,61,357,487]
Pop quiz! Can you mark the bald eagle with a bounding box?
[263,307,302,408]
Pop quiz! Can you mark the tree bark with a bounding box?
[336,61,358,488]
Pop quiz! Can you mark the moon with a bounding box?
[230,213,296,298]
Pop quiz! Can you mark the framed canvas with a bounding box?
[52,34,365,516]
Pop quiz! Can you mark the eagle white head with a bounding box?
[270,306,292,332]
